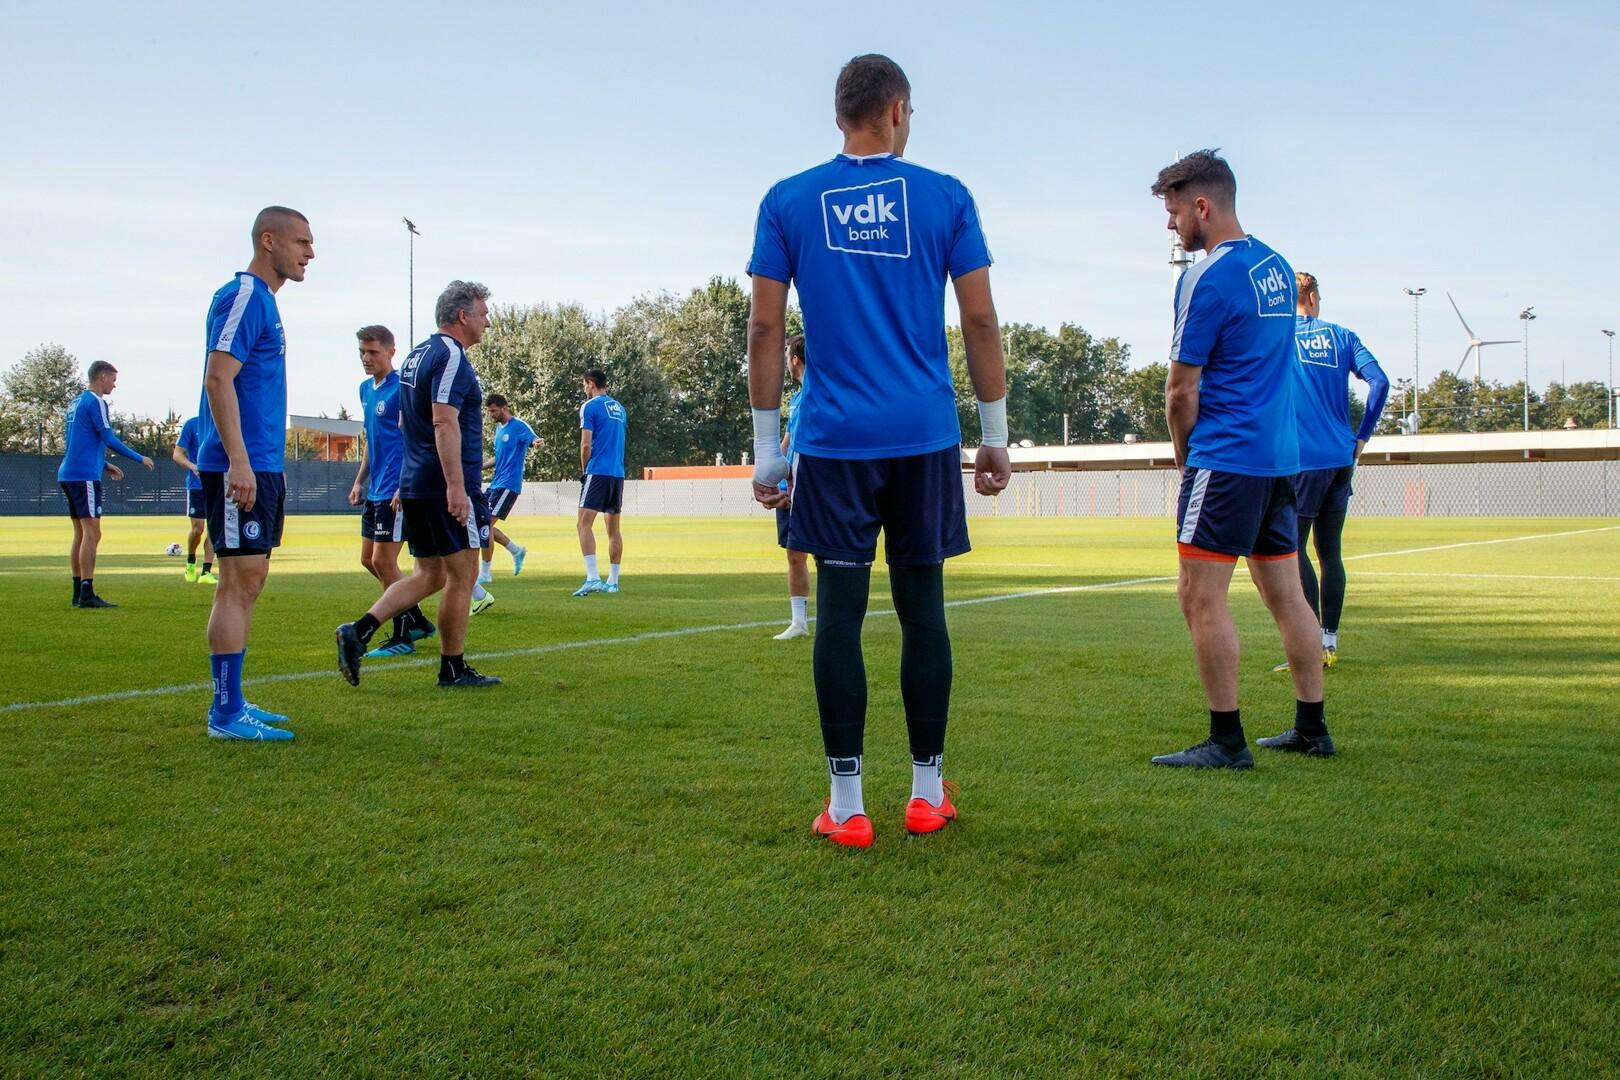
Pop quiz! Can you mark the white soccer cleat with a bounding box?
[774,623,809,641]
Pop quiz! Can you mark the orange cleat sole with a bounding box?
[812,805,874,848]
[905,794,958,835]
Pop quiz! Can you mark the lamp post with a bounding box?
[1519,306,1536,431]
[403,217,420,343]
[1604,330,1616,429]
[1403,288,1426,429]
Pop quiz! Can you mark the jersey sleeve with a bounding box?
[208,279,265,365]
[745,187,791,284]
[1169,273,1223,366]
[1355,356,1391,442]
[579,401,594,433]
[431,346,474,410]
[92,399,144,461]
[948,181,993,279]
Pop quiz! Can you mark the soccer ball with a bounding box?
[166,543,182,557]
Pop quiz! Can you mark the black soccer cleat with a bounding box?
[78,593,117,609]
[438,665,501,689]
[335,623,364,686]
[1255,728,1337,757]
[405,617,437,643]
[1151,738,1254,769]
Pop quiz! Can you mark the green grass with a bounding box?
[1,513,1617,1077]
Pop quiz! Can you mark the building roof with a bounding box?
[289,415,363,437]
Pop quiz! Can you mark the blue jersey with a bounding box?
[1293,316,1391,471]
[1170,236,1299,477]
[177,417,203,490]
[197,272,287,472]
[58,390,143,482]
[360,372,403,502]
[747,153,992,460]
[491,417,537,491]
[581,395,626,478]
[779,388,805,492]
[397,334,483,498]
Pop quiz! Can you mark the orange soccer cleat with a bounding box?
[812,801,874,849]
[904,781,960,836]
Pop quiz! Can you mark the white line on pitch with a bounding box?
[1358,571,1620,583]
[1342,524,1619,562]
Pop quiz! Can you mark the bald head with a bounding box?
[252,206,309,249]
[248,205,313,288]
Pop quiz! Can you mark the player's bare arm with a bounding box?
[171,441,199,477]
[432,402,468,524]
[746,275,790,508]
[954,267,1011,496]
[1165,360,1201,470]
[203,350,256,511]
[578,429,592,477]
[350,452,370,507]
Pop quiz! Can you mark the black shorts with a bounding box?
[361,499,405,543]
[579,475,624,514]
[787,446,969,567]
[401,495,490,559]
[61,480,103,520]
[1292,464,1355,519]
[201,470,287,557]
[185,489,205,520]
[486,487,519,521]
[1175,467,1297,562]
[776,506,791,550]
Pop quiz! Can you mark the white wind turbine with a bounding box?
[1447,292,1516,380]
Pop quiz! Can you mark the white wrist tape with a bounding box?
[752,407,789,484]
[976,397,1009,448]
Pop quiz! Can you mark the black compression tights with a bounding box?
[889,563,952,760]
[1296,511,1348,632]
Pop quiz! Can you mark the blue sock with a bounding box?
[210,651,245,717]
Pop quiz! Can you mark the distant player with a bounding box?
[773,335,811,640]
[335,280,501,689]
[572,369,626,596]
[1150,150,1329,768]
[479,393,539,582]
[1273,271,1390,676]
[746,55,1011,848]
[347,324,436,657]
[58,360,155,607]
[198,206,313,742]
[172,416,216,584]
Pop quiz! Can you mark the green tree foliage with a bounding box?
[1,343,84,453]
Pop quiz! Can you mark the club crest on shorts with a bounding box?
[821,176,911,259]
[244,521,262,540]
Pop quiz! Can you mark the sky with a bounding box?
[4,0,1617,422]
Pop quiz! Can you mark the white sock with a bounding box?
[1323,629,1338,649]
[608,563,621,586]
[472,583,488,600]
[828,756,864,823]
[502,538,518,554]
[584,554,599,580]
[790,595,808,626]
[481,558,492,574]
[912,754,944,805]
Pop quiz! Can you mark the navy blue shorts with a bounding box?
[1175,467,1297,562]
[202,471,287,557]
[486,487,519,521]
[61,480,103,520]
[787,447,969,567]
[1292,465,1355,519]
[361,500,405,543]
[401,495,489,559]
[185,489,205,520]
[776,507,791,549]
[580,475,623,515]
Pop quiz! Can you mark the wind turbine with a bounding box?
[1446,292,1516,380]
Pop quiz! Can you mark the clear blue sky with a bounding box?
[4,0,1617,421]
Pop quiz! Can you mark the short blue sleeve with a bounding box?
[947,182,993,279]
[208,281,265,366]
[746,187,791,284]
[1170,274,1223,367]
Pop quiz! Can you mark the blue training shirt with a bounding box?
[360,372,403,502]
[747,153,992,460]
[779,388,804,493]
[177,416,203,490]
[1170,236,1300,477]
[491,417,537,491]
[581,395,626,478]
[1293,316,1392,471]
[58,390,144,482]
[197,271,287,473]
[397,333,484,499]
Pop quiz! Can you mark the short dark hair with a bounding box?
[787,334,806,362]
[583,369,608,390]
[250,205,309,247]
[835,54,910,128]
[87,360,117,381]
[486,393,508,408]
[1150,149,1237,207]
[356,325,394,347]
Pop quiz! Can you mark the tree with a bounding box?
[650,278,753,464]
[476,302,609,480]
[1109,362,1171,442]
[1,343,84,453]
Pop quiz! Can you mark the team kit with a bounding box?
[58,56,1389,849]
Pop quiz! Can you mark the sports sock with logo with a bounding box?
[1322,629,1338,649]
[828,755,864,823]
[481,558,492,575]
[501,538,518,554]
[790,595,808,626]
[210,651,245,717]
[406,605,430,632]
[891,564,951,787]
[608,563,620,586]
[72,576,82,602]
[390,612,406,641]
[1295,699,1327,737]
[583,554,599,581]
[440,653,467,681]
[353,613,381,646]
[202,561,212,574]
[815,562,871,820]
[1209,708,1244,750]
[911,754,944,805]
[79,578,94,601]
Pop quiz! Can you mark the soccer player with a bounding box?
[198,206,312,742]
[773,334,811,641]
[480,393,539,582]
[58,361,155,607]
[746,55,1011,848]
[1150,150,1330,768]
[1272,271,1390,676]
[572,369,626,596]
[172,416,215,585]
[348,324,436,657]
[335,281,501,690]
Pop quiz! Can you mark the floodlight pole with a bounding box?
[1403,288,1426,430]
[1604,330,1616,429]
[1519,306,1536,431]
[404,217,420,343]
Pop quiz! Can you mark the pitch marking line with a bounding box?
[1359,572,1620,583]
[1341,524,1618,562]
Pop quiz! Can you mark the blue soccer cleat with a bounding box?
[365,638,417,658]
[244,702,292,729]
[511,545,527,577]
[208,709,294,742]
[571,579,604,597]
[601,582,619,594]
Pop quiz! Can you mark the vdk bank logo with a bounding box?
[1296,328,1339,368]
[822,176,911,258]
[1249,256,1293,317]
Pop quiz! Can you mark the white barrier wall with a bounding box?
[516,460,1620,518]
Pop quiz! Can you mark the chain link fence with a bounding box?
[0,453,358,516]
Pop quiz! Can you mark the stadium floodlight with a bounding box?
[1519,306,1536,431]
[1603,330,1615,429]
[403,217,420,343]
[1447,292,1517,380]
[1403,288,1426,428]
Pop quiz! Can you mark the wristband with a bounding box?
[976,397,1009,449]
[752,408,788,484]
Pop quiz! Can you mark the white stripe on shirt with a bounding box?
[435,337,464,404]
[213,274,255,353]
[1169,244,1233,363]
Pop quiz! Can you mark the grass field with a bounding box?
[1,512,1617,1077]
